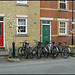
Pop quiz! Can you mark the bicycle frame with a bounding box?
[45,41,54,53]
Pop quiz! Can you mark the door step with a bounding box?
[0,49,9,62]
[0,50,9,56]
[0,47,5,49]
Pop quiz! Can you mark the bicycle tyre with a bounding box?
[24,50,28,59]
[29,47,33,59]
[51,46,58,59]
[18,47,22,56]
[30,51,33,59]
[37,49,41,59]
[32,47,37,55]
[43,47,49,58]
[61,47,70,59]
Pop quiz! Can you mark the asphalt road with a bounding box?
[0,56,75,74]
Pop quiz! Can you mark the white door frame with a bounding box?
[0,17,5,47]
[41,20,51,43]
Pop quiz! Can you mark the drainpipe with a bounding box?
[72,0,74,45]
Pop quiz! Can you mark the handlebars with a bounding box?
[58,41,67,47]
[34,40,55,45]
[20,40,67,46]
[34,40,42,45]
[20,40,30,45]
[34,40,38,44]
[45,41,55,45]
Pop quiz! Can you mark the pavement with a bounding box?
[19,55,75,64]
[0,55,75,74]
[0,47,75,74]
[0,54,75,63]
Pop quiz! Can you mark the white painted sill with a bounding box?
[16,34,29,37]
[58,9,69,12]
[58,35,68,37]
[16,3,29,6]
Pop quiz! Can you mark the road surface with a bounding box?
[0,56,75,74]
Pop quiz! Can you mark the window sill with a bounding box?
[58,35,68,37]
[16,3,29,6]
[58,9,69,12]
[16,34,29,37]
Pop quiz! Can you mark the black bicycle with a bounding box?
[57,41,71,59]
[32,40,42,59]
[32,40,48,59]
[45,41,59,59]
[18,40,33,59]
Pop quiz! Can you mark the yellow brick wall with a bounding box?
[0,1,40,49]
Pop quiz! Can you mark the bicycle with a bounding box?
[32,40,48,59]
[32,40,42,59]
[37,42,49,59]
[45,41,59,59]
[57,41,71,59]
[18,40,33,59]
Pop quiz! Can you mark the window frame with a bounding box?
[59,21,67,35]
[59,0,67,10]
[17,0,27,4]
[17,17,27,35]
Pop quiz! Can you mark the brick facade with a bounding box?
[0,1,75,50]
[40,1,75,45]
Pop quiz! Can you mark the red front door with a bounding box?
[0,22,4,47]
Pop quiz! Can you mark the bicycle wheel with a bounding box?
[24,50,28,59]
[61,47,70,59]
[29,47,33,59]
[32,50,36,55]
[18,47,22,56]
[30,51,33,59]
[51,46,58,59]
[43,47,49,58]
[32,47,37,55]
[37,49,41,59]
[32,47,37,58]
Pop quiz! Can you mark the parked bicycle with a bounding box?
[18,40,71,59]
[32,40,48,59]
[57,41,71,59]
[18,40,33,59]
[45,41,59,59]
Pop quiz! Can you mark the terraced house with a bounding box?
[0,0,75,52]
[0,0,40,50]
[40,0,75,45]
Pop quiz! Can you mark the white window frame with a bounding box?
[59,21,67,35]
[59,0,67,10]
[17,17,27,34]
[17,0,27,4]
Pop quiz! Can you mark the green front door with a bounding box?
[42,25,50,45]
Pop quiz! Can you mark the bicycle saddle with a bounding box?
[58,41,62,45]
[52,42,55,45]
[38,42,42,44]
[64,42,67,44]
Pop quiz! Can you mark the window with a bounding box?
[42,20,50,24]
[59,21,67,35]
[59,0,67,10]
[0,17,3,21]
[17,18,27,34]
[17,0,27,4]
